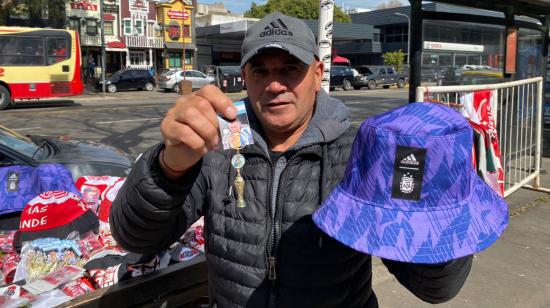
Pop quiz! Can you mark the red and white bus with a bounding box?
[0,27,83,110]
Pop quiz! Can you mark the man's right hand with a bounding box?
[159,85,237,179]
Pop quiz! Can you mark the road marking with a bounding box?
[12,127,42,131]
[96,117,162,124]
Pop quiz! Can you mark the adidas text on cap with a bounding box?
[241,12,318,67]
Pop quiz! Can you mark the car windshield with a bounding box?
[356,67,373,75]
[0,125,42,158]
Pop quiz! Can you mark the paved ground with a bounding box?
[3,87,550,307]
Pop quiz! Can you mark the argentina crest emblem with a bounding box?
[400,173,414,194]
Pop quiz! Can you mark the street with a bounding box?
[0,88,409,158]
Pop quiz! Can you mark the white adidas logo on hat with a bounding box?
[401,154,419,165]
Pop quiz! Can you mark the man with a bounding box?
[111,12,472,307]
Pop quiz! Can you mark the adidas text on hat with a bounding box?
[241,12,318,67]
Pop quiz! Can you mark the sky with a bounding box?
[198,0,391,15]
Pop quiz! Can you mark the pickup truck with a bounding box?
[352,65,407,90]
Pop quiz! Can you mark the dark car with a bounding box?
[330,65,355,91]
[96,68,155,93]
[0,125,133,181]
[216,66,244,93]
[353,65,406,90]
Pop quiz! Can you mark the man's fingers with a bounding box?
[163,120,208,154]
[194,85,237,120]
[179,107,220,149]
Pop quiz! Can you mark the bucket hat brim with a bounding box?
[313,173,509,264]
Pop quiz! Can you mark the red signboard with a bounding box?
[167,10,190,20]
[70,0,98,11]
[505,27,517,74]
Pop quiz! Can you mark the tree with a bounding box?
[0,0,66,28]
[382,49,405,72]
[244,0,351,23]
[376,0,403,9]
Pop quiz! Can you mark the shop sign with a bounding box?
[70,0,98,11]
[130,0,148,13]
[168,24,181,41]
[424,41,484,53]
[167,10,190,20]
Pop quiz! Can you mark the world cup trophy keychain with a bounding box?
[218,101,254,208]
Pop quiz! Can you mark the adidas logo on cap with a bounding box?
[260,18,294,37]
[401,154,419,165]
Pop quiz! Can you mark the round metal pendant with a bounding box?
[231,153,246,169]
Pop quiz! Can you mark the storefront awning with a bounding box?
[164,42,197,50]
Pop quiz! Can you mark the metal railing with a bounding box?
[126,64,152,70]
[80,35,101,46]
[416,77,550,198]
[123,36,163,49]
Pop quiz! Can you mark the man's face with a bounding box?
[242,50,323,135]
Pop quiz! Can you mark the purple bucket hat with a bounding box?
[313,102,509,264]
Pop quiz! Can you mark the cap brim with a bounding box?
[241,42,315,67]
[313,173,509,264]
[14,210,99,252]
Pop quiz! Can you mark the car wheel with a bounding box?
[0,85,11,110]
[343,79,353,91]
[107,84,117,93]
[173,84,180,93]
[397,79,405,88]
[145,82,154,91]
[367,80,376,90]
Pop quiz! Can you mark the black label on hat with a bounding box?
[391,146,427,201]
[7,172,19,192]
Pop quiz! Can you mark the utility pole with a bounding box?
[100,0,106,96]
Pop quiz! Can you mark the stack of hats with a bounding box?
[14,191,99,252]
[313,102,509,264]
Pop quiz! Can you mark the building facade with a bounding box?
[120,0,163,73]
[66,0,102,78]
[156,0,195,71]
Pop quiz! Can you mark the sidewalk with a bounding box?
[372,158,550,308]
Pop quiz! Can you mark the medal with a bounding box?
[230,128,246,208]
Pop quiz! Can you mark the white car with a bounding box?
[158,69,215,92]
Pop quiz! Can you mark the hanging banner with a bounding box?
[318,0,334,93]
[505,27,518,74]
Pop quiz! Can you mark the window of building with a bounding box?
[68,18,79,32]
[168,52,181,68]
[134,19,143,35]
[104,21,114,35]
[184,51,191,64]
[183,25,190,37]
[86,19,97,36]
[130,51,146,66]
[123,19,132,35]
[147,21,155,37]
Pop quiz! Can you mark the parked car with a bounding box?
[158,69,215,92]
[352,65,406,90]
[0,125,133,181]
[216,66,244,93]
[330,65,355,91]
[96,69,155,93]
